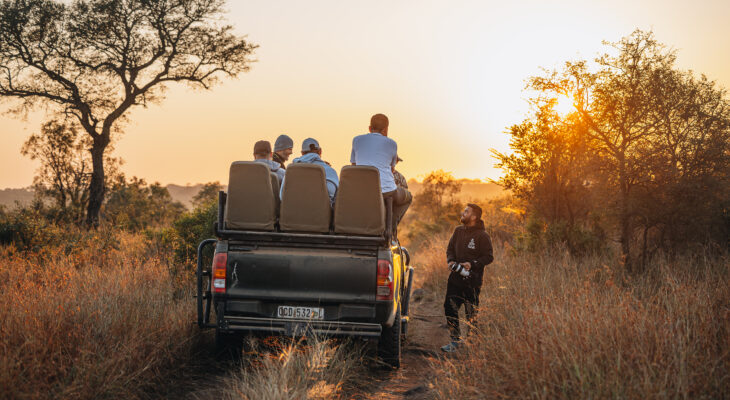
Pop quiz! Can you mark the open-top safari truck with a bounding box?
[195,162,414,368]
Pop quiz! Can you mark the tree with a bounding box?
[103,175,185,230]
[0,0,257,226]
[493,98,595,227]
[501,30,730,268]
[191,181,222,209]
[413,170,462,220]
[20,119,121,223]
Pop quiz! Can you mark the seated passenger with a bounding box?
[350,113,412,232]
[281,138,339,204]
[252,140,286,181]
[273,134,293,170]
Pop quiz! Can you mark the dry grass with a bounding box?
[193,338,367,400]
[418,238,730,399]
[0,231,198,399]
[4,223,727,399]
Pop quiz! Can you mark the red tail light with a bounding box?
[376,260,393,301]
[212,252,228,294]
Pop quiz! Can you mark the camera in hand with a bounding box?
[449,262,470,277]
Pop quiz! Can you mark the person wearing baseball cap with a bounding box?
[273,134,293,170]
[252,140,285,181]
[280,138,339,204]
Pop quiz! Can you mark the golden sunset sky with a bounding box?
[1,0,729,188]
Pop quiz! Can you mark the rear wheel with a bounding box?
[377,305,402,369]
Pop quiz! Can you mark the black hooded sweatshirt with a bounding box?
[446,219,494,289]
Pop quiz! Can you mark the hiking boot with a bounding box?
[440,340,462,353]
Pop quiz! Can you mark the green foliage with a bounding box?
[103,176,186,231]
[171,201,217,266]
[0,200,120,254]
[191,182,223,210]
[0,200,62,251]
[516,214,608,255]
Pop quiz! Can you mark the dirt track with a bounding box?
[347,295,449,400]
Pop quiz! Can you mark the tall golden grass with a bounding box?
[415,238,730,399]
[0,231,197,399]
[2,225,727,399]
[193,338,367,400]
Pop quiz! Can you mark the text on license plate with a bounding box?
[277,306,325,320]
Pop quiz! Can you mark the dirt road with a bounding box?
[346,292,450,400]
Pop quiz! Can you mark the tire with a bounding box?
[377,305,402,369]
[215,329,243,362]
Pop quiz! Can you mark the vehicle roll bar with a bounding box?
[196,238,217,329]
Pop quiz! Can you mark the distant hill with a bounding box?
[0,188,34,209]
[0,179,504,210]
[165,184,207,209]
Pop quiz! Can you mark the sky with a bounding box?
[1,0,729,188]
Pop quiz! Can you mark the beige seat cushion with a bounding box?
[224,161,277,231]
[279,163,331,233]
[270,172,281,214]
[333,166,385,236]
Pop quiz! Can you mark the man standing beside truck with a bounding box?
[350,113,412,233]
[441,203,494,353]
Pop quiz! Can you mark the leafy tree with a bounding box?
[498,30,730,268]
[0,0,257,226]
[103,176,185,230]
[493,97,605,254]
[493,98,595,227]
[412,170,462,220]
[20,119,121,223]
[191,181,223,209]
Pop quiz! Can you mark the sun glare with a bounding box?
[554,95,575,116]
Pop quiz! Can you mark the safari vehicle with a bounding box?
[195,162,414,368]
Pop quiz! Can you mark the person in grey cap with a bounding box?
[252,140,286,181]
[273,134,294,170]
[280,138,339,204]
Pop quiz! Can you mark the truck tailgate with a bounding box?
[226,247,377,303]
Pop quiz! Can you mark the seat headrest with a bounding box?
[224,161,277,231]
[333,165,385,236]
[279,163,332,233]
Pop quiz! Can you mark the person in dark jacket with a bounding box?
[441,203,494,353]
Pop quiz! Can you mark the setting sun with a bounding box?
[553,94,576,116]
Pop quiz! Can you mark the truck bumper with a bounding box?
[221,315,383,338]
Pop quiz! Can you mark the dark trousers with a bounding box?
[444,281,480,341]
[383,187,412,233]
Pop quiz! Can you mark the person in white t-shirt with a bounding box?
[350,113,412,234]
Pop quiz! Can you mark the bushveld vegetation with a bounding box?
[1,29,729,399]
[418,238,729,399]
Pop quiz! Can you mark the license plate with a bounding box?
[277,305,325,320]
